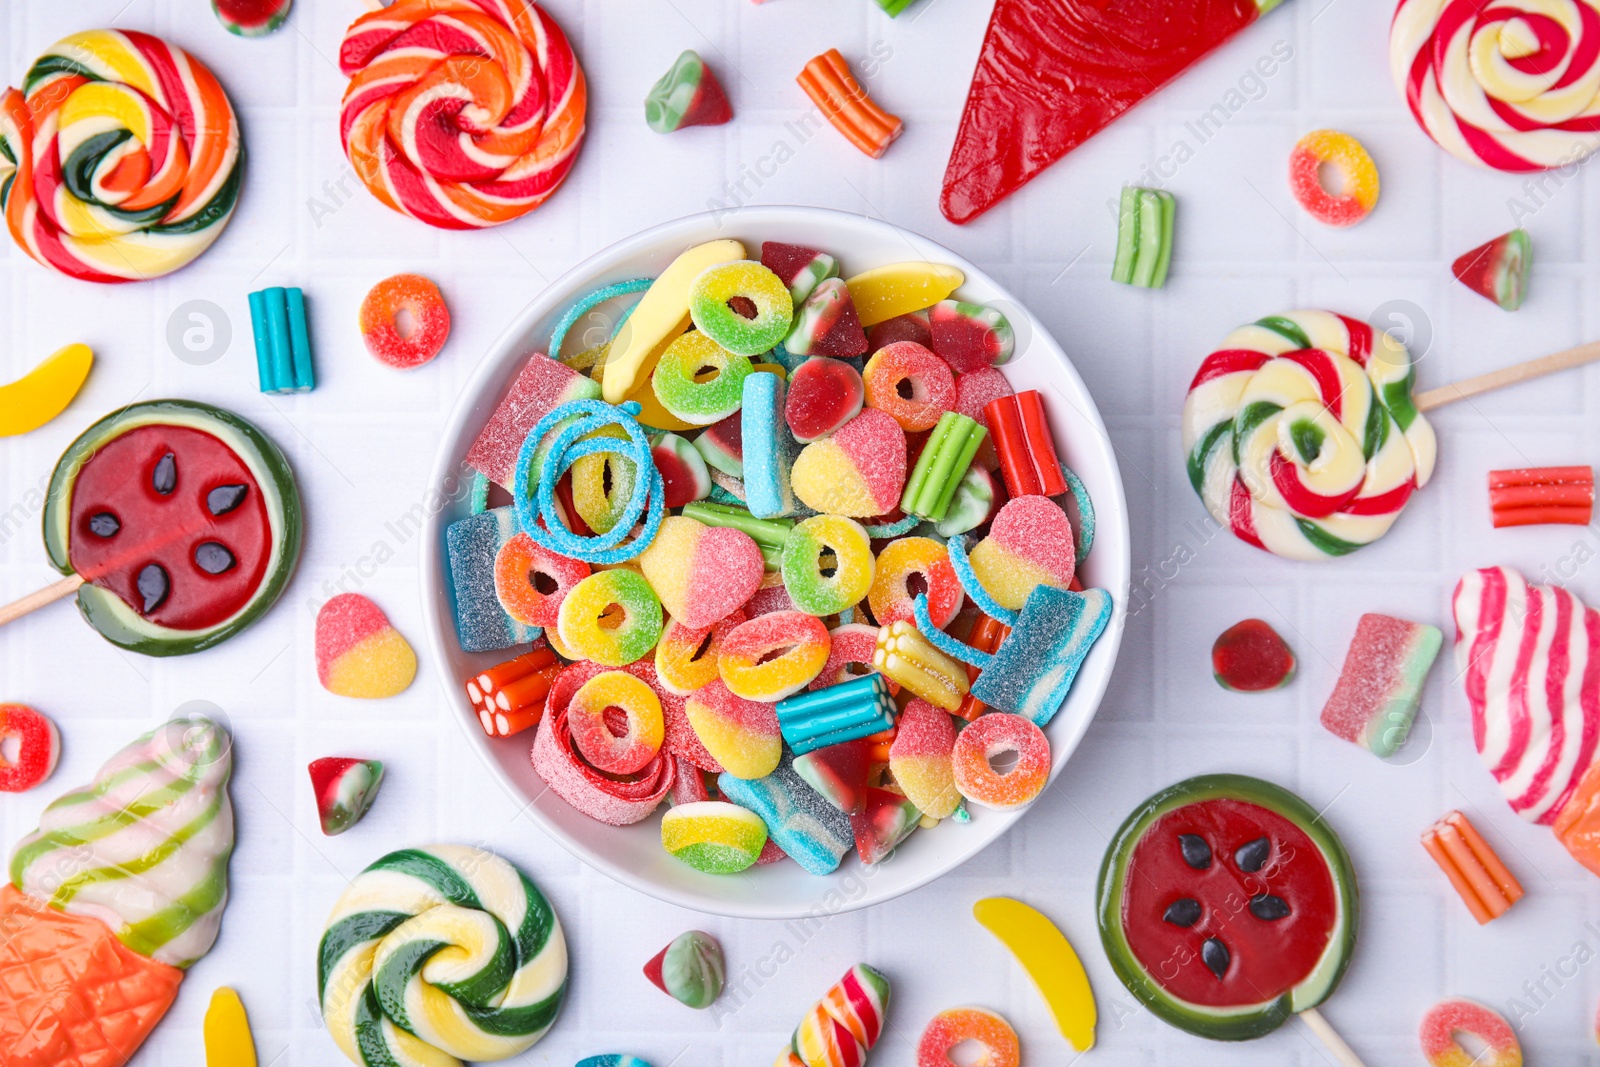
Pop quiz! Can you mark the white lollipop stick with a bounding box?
[1415,339,1600,412]
[0,574,84,628]
[1298,1006,1369,1067]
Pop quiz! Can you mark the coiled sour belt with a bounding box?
[1182,310,1438,561]
[318,845,568,1066]
[1392,0,1600,171]
[338,0,586,229]
[0,30,243,282]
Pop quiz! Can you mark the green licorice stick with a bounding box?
[912,414,984,520]
[1132,190,1165,288]
[902,415,955,515]
[927,421,987,519]
[759,543,784,569]
[682,501,794,549]
[1111,186,1140,284]
[1150,190,1176,288]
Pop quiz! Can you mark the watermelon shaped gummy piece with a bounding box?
[213,0,292,36]
[942,0,1286,224]
[1096,773,1357,1041]
[42,400,303,656]
[1451,229,1530,311]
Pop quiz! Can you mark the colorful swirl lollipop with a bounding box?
[1392,0,1600,171]
[338,0,587,229]
[1182,310,1437,561]
[0,30,243,282]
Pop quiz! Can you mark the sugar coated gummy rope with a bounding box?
[548,278,654,360]
[318,846,568,1064]
[0,30,243,282]
[1288,130,1379,227]
[1182,310,1437,560]
[337,0,586,229]
[1111,187,1176,288]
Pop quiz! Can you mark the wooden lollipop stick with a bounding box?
[0,574,85,628]
[1299,1007,1369,1067]
[1416,339,1600,412]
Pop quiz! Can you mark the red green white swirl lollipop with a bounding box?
[1,400,303,655]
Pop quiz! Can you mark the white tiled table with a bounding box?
[4,0,1600,1063]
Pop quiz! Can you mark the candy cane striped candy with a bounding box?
[0,30,243,282]
[1182,309,1437,561]
[338,0,586,229]
[1452,566,1600,825]
[318,845,567,1066]
[790,964,891,1067]
[1392,0,1600,171]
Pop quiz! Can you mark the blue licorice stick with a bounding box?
[247,289,273,392]
[262,287,294,392]
[911,593,995,669]
[285,287,315,391]
[547,278,653,360]
[946,532,1019,627]
[1062,463,1095,560]
[775,674,894,752]
[741,373,795,518]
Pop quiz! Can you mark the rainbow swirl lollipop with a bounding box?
[1182,310,1437,560]
[0,31,242,282]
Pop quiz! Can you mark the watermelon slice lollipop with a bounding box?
[34,400,302,655]
[1097,774,1359,1044]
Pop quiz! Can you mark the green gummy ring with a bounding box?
[688,261,794,356]
[1096,773,1359,1042]
[43,399,303,656]
[651,331,753,425]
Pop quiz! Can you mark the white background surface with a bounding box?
[3,0,1600,1064]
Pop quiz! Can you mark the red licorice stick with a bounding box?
[985,391,1066,498]
[1490,484,1594,509]
[956,613,1012,721]
[1492,504,1593,528]
[1488,465,1593,488]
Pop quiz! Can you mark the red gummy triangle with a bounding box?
[807,288,868,358]
[942,0,1270,224]
[682,65,734,129]
[1451,229,1529,310]
[762,242,827,288]
[643,943,671,996]
[792,739,873,814]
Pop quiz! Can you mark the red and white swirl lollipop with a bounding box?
[1392,0,1600,170]
[338,0,586,229]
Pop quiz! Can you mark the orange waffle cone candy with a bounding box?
[0,884,183,1067]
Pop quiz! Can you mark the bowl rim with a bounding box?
[422,205,1132,918]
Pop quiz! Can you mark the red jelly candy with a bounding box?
[867,311,931,354]
[1212,619,1296,693]
[929,300,1014,373]
[0,704,61,792]
[785,357,865,443]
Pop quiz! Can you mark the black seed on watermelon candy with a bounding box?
[137,564,170,612]
[1235,836,1270,872]
[207,484,248,515]
[152,452,177,494]
[1201,937,1229,978]
[1162,898,1201,927]
[1249,894,1290,921]
[1178,833,1211,869]
[195,542,236,575]
[88,512,120,537]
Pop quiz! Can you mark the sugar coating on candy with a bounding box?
[970,585,1112,725]
[1212,619,1296,693]
[792,738,873,813]
[811,623,898,693]
[1320,613,1442,758]
[916,1007,1021,1067]
[689,261,794,356]
[557,569,664,666]
[651,432,712,508]
[652,332,754,425]
[782,514,875,616]
[1418,999,1521,1067]
[930,299,1015,373]
[639,515,764,629]
[969,495,1077,611]
[867,310,932,354]
[661,800,769,873]
[359,273,451,369]
[863,341,957,431]
[645,50,733,133]
[717,610,832,701]
[1288,129,1379,228]
[316,593,417,698]
[1452,229,1530,311]
[889,701,960,818]
[955,367,1013,471]
[874,619,970,711]
[0,704,61,792]
[783,277,869,358]
[467,353,601,486]
[718,751,855,875]
[742,372,800,518]
[743,580,796,618]
[308,757,384,835]
[532,699,674,826]
[951,712,1051,810]
[494,531,590,628]
[786,357,865,443]
[567,670,665,774]
[695,411,745,477]
[792,407,908,516]
[685,679,783,779]
[446,508,541,652]
[869,537,961,629]
[762,241,840,305]
[644,930,726,1009]
[570,423,640,534]
[656,608,746,700]
[851,786,921,864]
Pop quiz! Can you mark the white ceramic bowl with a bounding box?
[423,206,1130,918]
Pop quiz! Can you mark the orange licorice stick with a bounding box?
[1492,504,1594,528]
[1421,810,1524,924]
[467,646,560,737]
[1490,484,1594,509]
[797,49,903,158]
[956,614,1012,720]
[1488,465,1594,488]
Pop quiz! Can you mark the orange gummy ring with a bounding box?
[359,273,451,369]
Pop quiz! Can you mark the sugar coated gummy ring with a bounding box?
[780,514,875,617]
[0,704,61,792]
[566,670,664,774]
[360,273,451,369]
[0,30,243,282]
[688,261,794,356]
[652,332,754,425]
[336,0,586,229]
[1288,130,1379,228]
[869,536,961,629]
[1096,773,1359,1041]
[864,341,957,431]
[494,532,590,627]
[717,610,831,702]
[43,399,303,656]
[916,1007,1021,1067]
[951,712,1051,810]
[556,569,663,667]
[1419,999,1522,1067]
